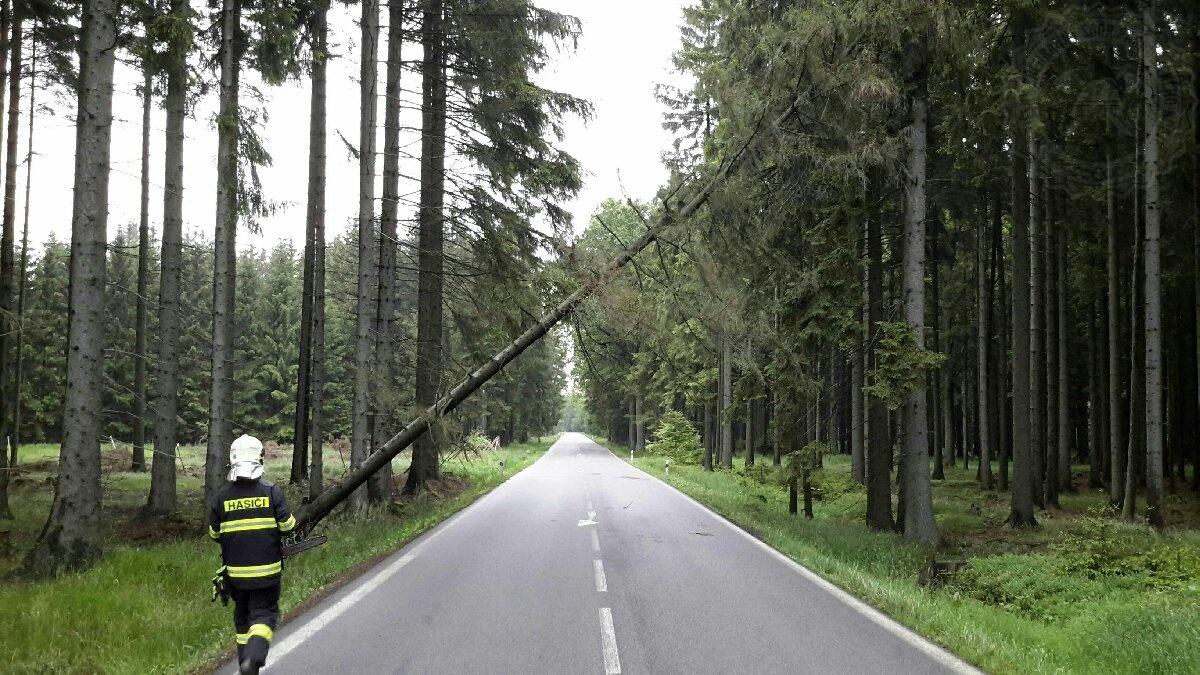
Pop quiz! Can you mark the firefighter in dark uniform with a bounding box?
[209,434,296,675]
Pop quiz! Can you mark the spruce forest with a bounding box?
[1,0,1199,673]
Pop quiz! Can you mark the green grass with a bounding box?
[603,439,1200,675]
[0,437,555,674]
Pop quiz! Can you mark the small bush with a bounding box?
[645,410,703,464]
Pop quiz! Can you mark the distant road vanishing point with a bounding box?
[228,433,977,674]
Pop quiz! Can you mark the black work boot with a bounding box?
[238,658,259,675]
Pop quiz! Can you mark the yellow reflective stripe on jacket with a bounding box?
[277,515,296,533]
[247,624,274,643]
[220,517,278,534]
[208,526,220,540]
[226,561,282,578]
[236,633,249,645]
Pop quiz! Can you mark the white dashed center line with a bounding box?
[590,528,600,552]
[593,559,608,592]
[599,608,622,674]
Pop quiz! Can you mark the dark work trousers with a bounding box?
[231,582,281,667]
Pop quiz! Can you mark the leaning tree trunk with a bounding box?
[132,61,150,473]
[349,0,380,508]
[147,0,189,516]
[977,202,993,489]
[26,0,117,572]
[204,0,243,507]
[899,50,937,545]
[1142,1,1164,528]
[367,0,404,504]
[403,0,446,495]
[307,2,328,502]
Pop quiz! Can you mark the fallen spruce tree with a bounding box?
[296,98,801,535]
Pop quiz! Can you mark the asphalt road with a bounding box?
[228,432,977,674]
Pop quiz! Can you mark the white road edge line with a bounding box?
[592,438,982,675]
[599,607,621,674]
[593,559,608,592]
[591,528,600,552]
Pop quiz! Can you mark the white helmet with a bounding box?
[228,434,265,481]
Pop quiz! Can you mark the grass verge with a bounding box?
[0,437,555,674]
[596,438,1200,675]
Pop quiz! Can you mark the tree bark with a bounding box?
[26,0,117,572]
[900,53,937,544]
[204,0,243,507]
[403,0,447,494]
[132,59,150,473]
[349,0,380,508]
[1142,1,1164,528]
[635,395,645,453]
[147,0,188,516]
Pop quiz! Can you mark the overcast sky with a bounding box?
[22,1,692,250]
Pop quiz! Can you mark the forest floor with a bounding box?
[0,436,555,673]
[601,440,1200,675]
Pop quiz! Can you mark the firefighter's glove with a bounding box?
[211,565,230,606]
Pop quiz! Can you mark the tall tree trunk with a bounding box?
[1009,129,1037,526]
[349,0,380,508]
[368,0,404,504]
[1057,225,1070,491]
[26,0,117,571]
[627,397,635,452]
[1123,112,1146,520]
[10,22,33,470]
[132,60,150,473]
[702,399,713,470]
[1107,135,1125,506]
[900,53,937,545]
[308,3,328,502]
[1029,134,1046,509]
[1142,1,1164,528]
[993,191,1010,490]
[1088,302,1102,488]
[746,397,756,466]
[403,0,446,494]
[1044,200,1059,508]
[204,0,243,507]
[719,338,732,468]
[931,250,945,480]
[866,204,893,530]
[851,237,866,483]
[635,395,645,453]
[1192,22,1200,494]
[0,1,14,516]
[978,201,993,488]
[147,0,188,516]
